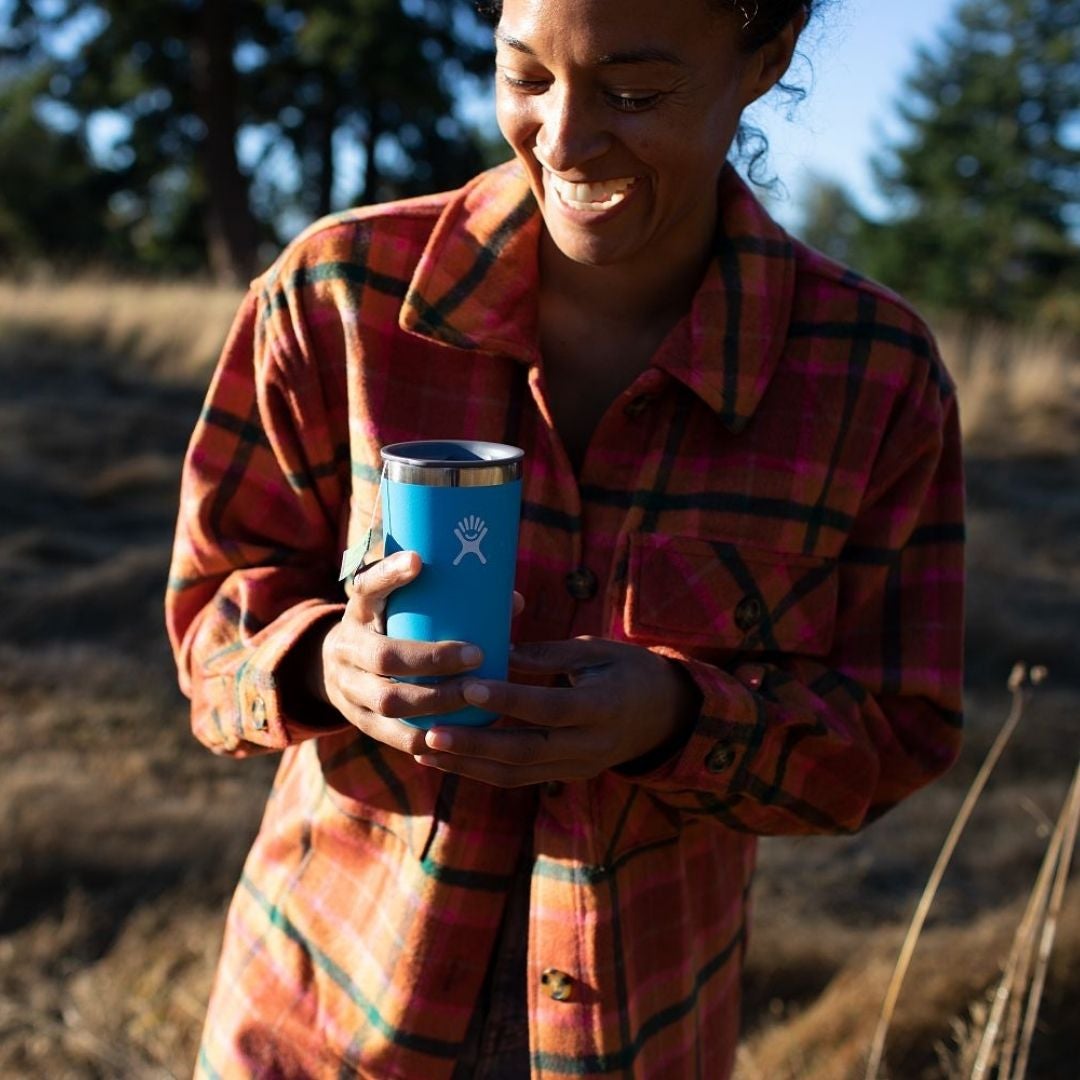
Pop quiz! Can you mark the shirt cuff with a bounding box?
[198,599,349,753]
[617,647,767,797]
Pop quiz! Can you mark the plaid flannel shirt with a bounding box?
[166,160,964,1079]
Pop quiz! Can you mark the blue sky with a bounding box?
[455,0,966,231]
[6,0,965,234]
[741,0,962,228]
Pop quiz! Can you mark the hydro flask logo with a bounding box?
[453,516,488,566]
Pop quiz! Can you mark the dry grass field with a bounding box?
[0,277,1077,1078]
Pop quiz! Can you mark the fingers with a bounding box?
[508,637,610,676]
[423,722,573,762]
[511,590,525,618]
[347,632,484,680]
[414,752,585,788]
[350,550,421,624]
[333,667,473,724]
[415,720,609,785]
[461,678,575,726]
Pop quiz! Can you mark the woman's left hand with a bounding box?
[414,637,702,787]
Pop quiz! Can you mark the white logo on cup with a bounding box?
[453,516,488,566]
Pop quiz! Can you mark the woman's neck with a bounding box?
[537,218,716,333]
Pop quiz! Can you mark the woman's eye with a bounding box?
[605,91,662,113]
[499,71,549,93]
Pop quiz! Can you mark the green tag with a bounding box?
[338,529,373,582]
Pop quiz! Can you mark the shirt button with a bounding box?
[734,594,765,633]
[705,742,736,773]
[541,968,574,1002]
[623,394,653,418]
[252,696,268,731]
[565,567,598,601]
[544,781,565,797]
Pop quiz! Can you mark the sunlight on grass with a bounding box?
[0,275,243,384]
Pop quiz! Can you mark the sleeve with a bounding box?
[165,286,351,756]
[621,367,965,836]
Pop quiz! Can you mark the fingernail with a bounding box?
[414,754,439,767]
[463,682,490,705]
[460,645,482,667]
[426,730,452,751]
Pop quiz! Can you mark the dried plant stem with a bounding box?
[863,667,1033,1080]
[997,775,1071,1080]
[972,791,1066,1080]
[1010,760,1080,1080]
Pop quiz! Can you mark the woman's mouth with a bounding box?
[546,172,638,213]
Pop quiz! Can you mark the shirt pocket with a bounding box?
[622,533,839,659]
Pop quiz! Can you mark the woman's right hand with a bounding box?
[310,550,491,756]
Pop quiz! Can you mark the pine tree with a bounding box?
[865,0,1079,322]
[0,0,495,281]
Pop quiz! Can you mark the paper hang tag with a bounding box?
[338,529,373,582]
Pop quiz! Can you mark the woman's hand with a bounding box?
[311,550,512,757]
[413,637,703,787]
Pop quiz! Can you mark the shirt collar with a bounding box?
[399,161,796,432]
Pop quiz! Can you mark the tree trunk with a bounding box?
[190,1,260,283]
[363,105,383,205]
[316,96,336,220]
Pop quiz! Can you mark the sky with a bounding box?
[740,0,962,229]
[6,0,967,235]
[453,0,966,232]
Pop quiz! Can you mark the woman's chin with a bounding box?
[541,222,640,269]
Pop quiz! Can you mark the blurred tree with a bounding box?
[797,175,869,268]
[0,0,495,281]
[863,0,1080,322]
[0,66,126,265]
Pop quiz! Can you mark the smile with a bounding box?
[546,172,638,213]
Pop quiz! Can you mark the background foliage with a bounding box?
[0,0,497,280]
[801,0,1079,327]
[0,0,1077,320]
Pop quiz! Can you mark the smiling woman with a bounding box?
[166,0,964,1077]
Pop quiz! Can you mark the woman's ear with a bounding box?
[739,6,808,108]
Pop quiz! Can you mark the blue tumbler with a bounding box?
[380,440,524,728]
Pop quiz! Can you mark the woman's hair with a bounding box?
[724,1,816,50]
[477,1,816,51]
[476,1,821,186]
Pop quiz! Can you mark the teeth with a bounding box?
[548,172,636,211]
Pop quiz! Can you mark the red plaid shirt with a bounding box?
[167,160,964,1078]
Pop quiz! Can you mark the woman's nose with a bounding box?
[533,85,610,174]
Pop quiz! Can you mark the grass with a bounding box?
[0,276,1076,428]
[935,317,1080,454]
[1,275,1078,1078]
[862,664,1080,1080]
[864,664,1044,1080]
[0,274,242,385]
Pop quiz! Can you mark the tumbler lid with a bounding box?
[380,440,523,487]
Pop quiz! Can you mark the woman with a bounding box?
[167,0,965,1076]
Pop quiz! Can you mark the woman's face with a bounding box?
[494,0,775,270]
